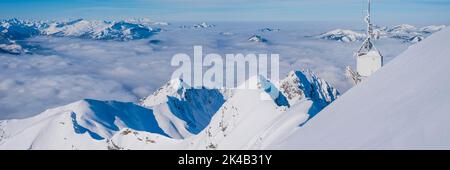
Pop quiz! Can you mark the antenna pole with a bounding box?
[367,0,372,39]
[357,0,374,54]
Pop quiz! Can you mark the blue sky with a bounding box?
[0,0,449,24]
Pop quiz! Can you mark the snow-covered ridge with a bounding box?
[315,29,366,42]
[280,70,339,109]
[316,24,447,43]
[139,78,226,138]
[0,69,339,149]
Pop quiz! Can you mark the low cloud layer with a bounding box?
[0,22,409,119]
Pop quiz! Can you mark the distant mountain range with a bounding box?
[0,18,166,54]
[180,22,215,29]
[315,24,446,43]
[1,18,446,55]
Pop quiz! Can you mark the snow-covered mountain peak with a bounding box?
[139,78,226,137]
[230,70,339,113]
[280,71,307,102]
[316,29,366,42]
[53,19,159,40]
[124,18,170,26]
[139,78,189,107]
[180,22,215,29]
[280,70,339,108]
[253,75,290,107]
[197,22,215,28]
[248,35,268,43]
[43,19,109,36]
[0,19,40,40]
[389,24,417,33]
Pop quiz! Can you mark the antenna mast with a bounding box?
[357,0,375,55]
[347,0,383,85]
[367,0,372,38]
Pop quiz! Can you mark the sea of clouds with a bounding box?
[0,22,409,119]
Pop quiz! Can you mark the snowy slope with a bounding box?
[0,70,338,149]
[273,28,450,149]
[0,99,169,149]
